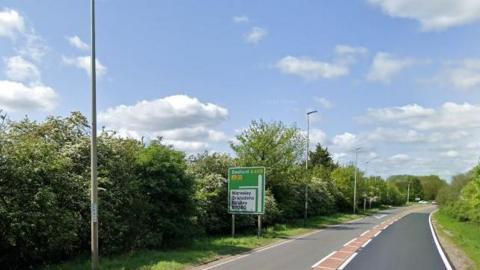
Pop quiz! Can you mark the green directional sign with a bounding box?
[228,167,266,214]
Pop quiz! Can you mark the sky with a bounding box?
[1,0,480,180]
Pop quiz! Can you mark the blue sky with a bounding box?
[1,0,480,180]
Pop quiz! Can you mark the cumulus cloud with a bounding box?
[362,104,434,123]
[366,52,415,83]
[0,80,57,112]
[314,97,334,109]
[352,102,480,179]
[62,56,107,77]
[440,59,480,90]
[99,95,229,152]
[276,45,366,80]
[244,27,267,44]
[276,56,348,80]
[368,0,480,31]
[67,35,89,50]
[233,15,249,23]
[4,55,40,82]
[0,8,25,39]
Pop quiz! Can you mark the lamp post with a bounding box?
[90,0,99,269]
[304,110,317,226]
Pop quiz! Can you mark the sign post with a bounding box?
[228,167,266,237]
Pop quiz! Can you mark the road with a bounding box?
[344,208,449,270]
[198,207,405,270]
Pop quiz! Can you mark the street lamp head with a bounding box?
[307,110,318,115]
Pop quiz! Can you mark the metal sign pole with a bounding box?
[257,215,262,237]
[231,214,235,238]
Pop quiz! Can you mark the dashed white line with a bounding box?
[338,252,358,270]
[343,238,357,247]
[361,239,372,248]
[311,251,336,268]
[374,231,381,237]
[360,230,370,236]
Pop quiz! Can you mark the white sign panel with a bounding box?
[230,189,257,212]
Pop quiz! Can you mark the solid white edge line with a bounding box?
[343,238,357,247]
[311,251,336,268]
[202,227,325,269]
[429,210,453,270]
[201,254,249,270]
[361,239,372,248]
[338,252,358,270]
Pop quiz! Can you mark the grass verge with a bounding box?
[44,210,380,270]
[434,210,480,270]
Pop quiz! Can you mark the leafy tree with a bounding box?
[308,144,338,172]
[136,140,197,247]
[418,175,447,201]
[331,166,366,211]
[231,120,305,220]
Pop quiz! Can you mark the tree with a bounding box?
[231,120,305,220]
[418,175,447,201]
[308,144,338,171]
[331,166,366,211]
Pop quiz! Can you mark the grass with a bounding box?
[43,210,379,270]
[434,210,480,270]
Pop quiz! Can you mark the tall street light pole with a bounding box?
[90,0,99,269]
[304,110,317,226]
[353,147,361,214]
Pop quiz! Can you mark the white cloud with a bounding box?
[335,45,368,56]
[233,15,249,23]
[276,56,349,80]
[314,97,334,109]
[67,35,89,50]
[352,102,480,179]
[244,27,267,44]
[441,150,459,157]
[307,128,327,146]
[366,52,415,83]
[62,56,107,77]
[441,59,480,90]
[363,104,434,123]
[276,45,366,80]
[332,132,360,152]
[4,55,40,82]
[0,80,57,112]
[368,0,480,31]
[99,95,229,152]
[0,8,25,39]
[388,154,411,162]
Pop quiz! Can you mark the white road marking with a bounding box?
[374,231,381,237]
[374,214,387,219]
[361,239,372,248]
[201,254,250,270]
[338,252,358,270]
[429,210,453,270]
[311,251,336,268]
[360,230,370,236]
[343,238,357,247]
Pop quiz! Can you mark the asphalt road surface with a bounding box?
[199,207,405,270]
[344,208,448,270]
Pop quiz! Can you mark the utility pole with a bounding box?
[353,147,361,214]
[90,0,99,269]
[304,110,317,226]
[406,181,411,205]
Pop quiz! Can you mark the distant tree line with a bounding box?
[0,113,450,269]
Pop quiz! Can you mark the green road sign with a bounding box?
[228,167,266,214]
